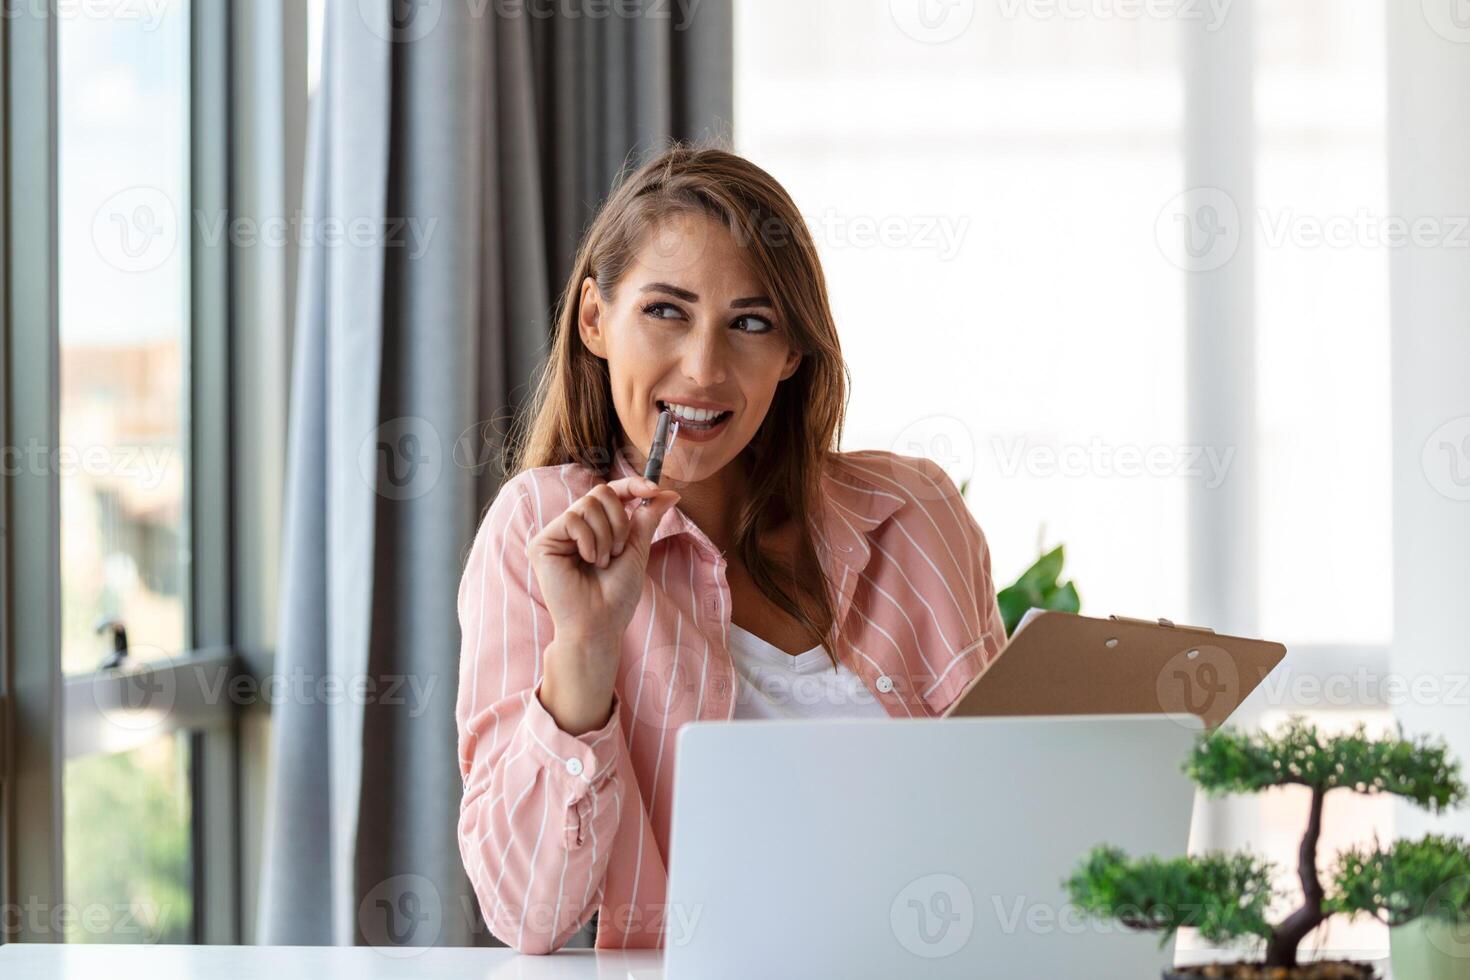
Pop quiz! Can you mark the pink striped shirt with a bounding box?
[455,448,1007,953]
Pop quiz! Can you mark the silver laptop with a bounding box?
[639,715,1201,980]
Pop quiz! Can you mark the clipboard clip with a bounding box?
[1107,614,1216,635]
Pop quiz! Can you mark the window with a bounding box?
[55,0,198,943]
[62,735,194,944]
[58,0,191,676]
[0,0,239,944]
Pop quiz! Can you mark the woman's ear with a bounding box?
[578,276,608,359]
[779,348,802,381]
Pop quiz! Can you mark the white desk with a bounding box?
[0,944,1393,978]
[0,944,662,979]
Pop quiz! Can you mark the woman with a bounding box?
[455,144,1007,953]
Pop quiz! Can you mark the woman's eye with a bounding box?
[642,302,684,320]
[733,314,774,334]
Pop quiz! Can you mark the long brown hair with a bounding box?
[505,140,851,663]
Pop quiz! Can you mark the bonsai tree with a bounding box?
[1333,832,1470,929]
[1064,716,1470,977]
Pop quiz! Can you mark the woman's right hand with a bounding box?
[526,476,681,733]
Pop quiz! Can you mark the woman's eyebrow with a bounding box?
[641,282,699,302]
[640,282,773,309]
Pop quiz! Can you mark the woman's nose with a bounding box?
[678,324,728,386]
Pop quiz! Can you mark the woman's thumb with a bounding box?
[628,490,680,552]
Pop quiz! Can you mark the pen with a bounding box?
[640,409,680,507]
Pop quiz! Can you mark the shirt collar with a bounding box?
[608,448,906,567]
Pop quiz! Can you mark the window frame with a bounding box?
[1,0,248,945]
[3,0,66,939]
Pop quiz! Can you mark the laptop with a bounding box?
[636,714,1202,980]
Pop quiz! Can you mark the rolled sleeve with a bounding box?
[519,683,623,803]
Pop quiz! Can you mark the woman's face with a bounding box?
[578,211,802,487]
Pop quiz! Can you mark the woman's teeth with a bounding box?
[659,401,731,428]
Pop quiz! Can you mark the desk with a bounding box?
[0,944,1393,978]
[0,944,662,979]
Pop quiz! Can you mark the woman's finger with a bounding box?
[604,475,662,502]
[561,510,599,565]
[574,497,614,567]
[587,484,633,558]
[626,490,681,557]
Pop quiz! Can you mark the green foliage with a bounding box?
[1185,716,1466,811]
[1064,845,1278,947]
[1071,716,1470,966]
[1332,834,1470,928]
[996,545,1081,636]
[64,738,193,943]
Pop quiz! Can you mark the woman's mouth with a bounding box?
[657,400,733,441]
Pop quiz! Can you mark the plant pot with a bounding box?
[1390,917,1470,980]
[1162,962,1377,979]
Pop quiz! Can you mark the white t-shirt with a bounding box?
[728,623,890,720]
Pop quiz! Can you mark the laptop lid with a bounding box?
[660,715,1202,980]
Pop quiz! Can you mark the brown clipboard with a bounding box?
[941,611,1287,729]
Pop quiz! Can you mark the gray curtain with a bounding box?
[257,0,732,947]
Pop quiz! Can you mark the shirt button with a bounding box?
[565,757,584,776]
[875,675,894,694]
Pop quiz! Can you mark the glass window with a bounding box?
[58,1,192,675]
[57,0,196,946]
[62,734,195,944]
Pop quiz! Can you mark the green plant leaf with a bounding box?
[1332,834,1470,927]
[1185,715,1467,809]
[1063,845,1278,947]
[1044,579,1081,614]
[996,583,1036,636]
[997,545,1080,636]
[1016,545,1065,593]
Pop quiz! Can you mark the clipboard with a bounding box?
[941,611,1286,729]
